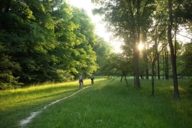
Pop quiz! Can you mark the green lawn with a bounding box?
[1,78,192,128]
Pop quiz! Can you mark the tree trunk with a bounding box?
[130,0,141,88]
[120,75,123,82]
[124,74,128,86]
[154,61,156,79]
[151,61,155,96]
[163,52,165,79]
[146,66,149,80]
[143,48,149,80]
[133,47,141,88]
[157,53,160,79]
[167,0,180,98]
[174,17,178,57]
[165,50,169,80]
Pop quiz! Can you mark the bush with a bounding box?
[0,72,22,90]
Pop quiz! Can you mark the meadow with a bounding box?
[0,77,192,128]
[0,79,100,128]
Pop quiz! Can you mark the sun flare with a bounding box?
[137,43,144,51]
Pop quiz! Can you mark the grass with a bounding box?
[1,77,192,128]
[0,79,103,128]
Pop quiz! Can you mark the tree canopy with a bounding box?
[0,0,101,89]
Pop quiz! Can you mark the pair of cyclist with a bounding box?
[79,75,94,88]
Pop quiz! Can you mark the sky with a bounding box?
[177,28,191,43]
[67,0,123,53]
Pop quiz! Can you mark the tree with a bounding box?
[167,0,180,98]
[94,37,112,75]
[93,0,155,88]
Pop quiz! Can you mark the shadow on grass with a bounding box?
[36,78,192,128]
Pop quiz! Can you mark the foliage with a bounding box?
[181,43,192,76]
[94,37,112,75]
[0,0,98,89]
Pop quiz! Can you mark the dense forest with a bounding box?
[0,0,112,89]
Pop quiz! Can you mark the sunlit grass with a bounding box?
[0,78,106,128]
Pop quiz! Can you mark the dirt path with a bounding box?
[19,86,91,128]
